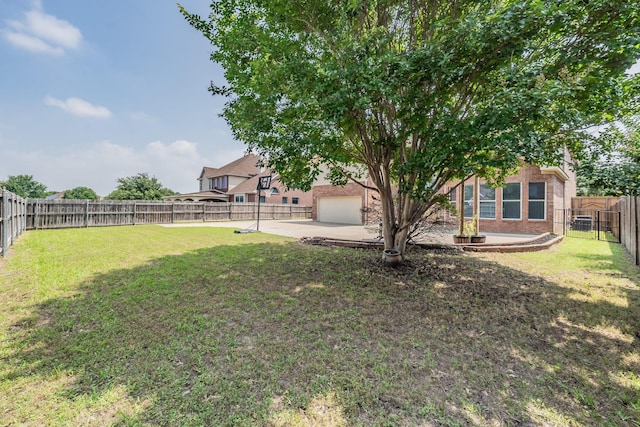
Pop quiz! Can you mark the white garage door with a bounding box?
[317,196,362,225]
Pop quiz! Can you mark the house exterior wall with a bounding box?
[228,176,246,191]
[449,163,575,235]
[309,160,576,234]
[230,182,313,205]
[262,180,312,205]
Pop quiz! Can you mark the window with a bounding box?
[208,178,214,190]
[463,185,474,218]
[282,197,288,204]
[221,176,227,189]
[234,195,244,203]
[528,182,546,220]
[502,183,521,219]
[271,188,279,195]
[479,184,496,219]
[292,197,299,205]
[259,196,266,203]
[448,187,456,203]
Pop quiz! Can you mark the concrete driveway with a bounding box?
[163,219,536,245]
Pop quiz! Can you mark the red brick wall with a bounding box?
[449,164,576,235]
[251,181,313,205]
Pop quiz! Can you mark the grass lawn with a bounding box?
[1,225,639,426]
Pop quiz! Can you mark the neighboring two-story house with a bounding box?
[165,154,313,205]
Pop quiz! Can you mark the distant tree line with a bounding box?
[0,173,177,200]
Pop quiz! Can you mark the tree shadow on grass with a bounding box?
[3,242,640,425]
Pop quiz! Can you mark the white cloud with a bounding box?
[2,2,82,55]
[2,30,64,55]
[44,96,112,119]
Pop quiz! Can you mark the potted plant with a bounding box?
[453,220,473,244]
[469,215,486,243]
[470,233,486,243]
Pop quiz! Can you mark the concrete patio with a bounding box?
[163,219,539,245]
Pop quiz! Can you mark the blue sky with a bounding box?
[0,0,245,196]
[2,1,639,196]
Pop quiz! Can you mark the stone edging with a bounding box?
[300,233,564,253]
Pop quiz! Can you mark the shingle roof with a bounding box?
[229,171,275,194]
[198,167,218,180]
[200,154,261,180]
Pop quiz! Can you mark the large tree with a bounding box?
[577,118,640,196]
[106,173,176,200]
[0,174,47,198]
[181,0,640,257]
[63,186,100,200]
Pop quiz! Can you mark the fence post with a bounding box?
[1,190,8,257]
[596,210,600,241]
[34,200,39,230]
[85,200,89,227]
[133,201,137,225]
[171,202,175,224]
[617,211,621,243]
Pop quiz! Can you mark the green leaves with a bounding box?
[1,174,48,199]
[106,173,176,200]
[181,0,640,250]
[577,118,640,196]
[63,187,99,200]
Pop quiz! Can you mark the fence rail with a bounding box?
[25,199,311,230]
[0,190,28,257]
[620,196,640,266]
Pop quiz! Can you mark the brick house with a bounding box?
[312,158,576,235]
[165,154,312,205]
[447,161,576,235]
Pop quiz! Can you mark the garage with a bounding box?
[317,196,362,225]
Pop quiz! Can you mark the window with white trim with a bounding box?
[234,195,245,203]
[528,182,546,220]
[463,184,474,218]
[502,183,521,219]
[479,184,496,219]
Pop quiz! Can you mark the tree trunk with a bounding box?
[378,182,415,260]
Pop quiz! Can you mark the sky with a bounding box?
[0,0,245,196]
[2,1,639,197]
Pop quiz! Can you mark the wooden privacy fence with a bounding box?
[619,196,640,266]
[572,196,621,211]
[25,199,312,230]
[0,190,27,258]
